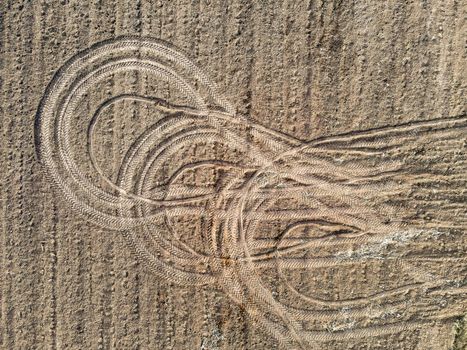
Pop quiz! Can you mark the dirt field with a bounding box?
[1,1,466,349]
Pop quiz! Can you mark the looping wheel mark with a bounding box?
[35,36,467,349]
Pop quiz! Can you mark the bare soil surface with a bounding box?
[1,1,466,349]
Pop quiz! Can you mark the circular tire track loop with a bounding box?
[35,36,467,349]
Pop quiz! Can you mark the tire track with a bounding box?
[34,36,467,349]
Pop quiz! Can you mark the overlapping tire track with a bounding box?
[35,36,467,349]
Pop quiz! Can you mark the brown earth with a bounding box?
[1,1,466,349]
